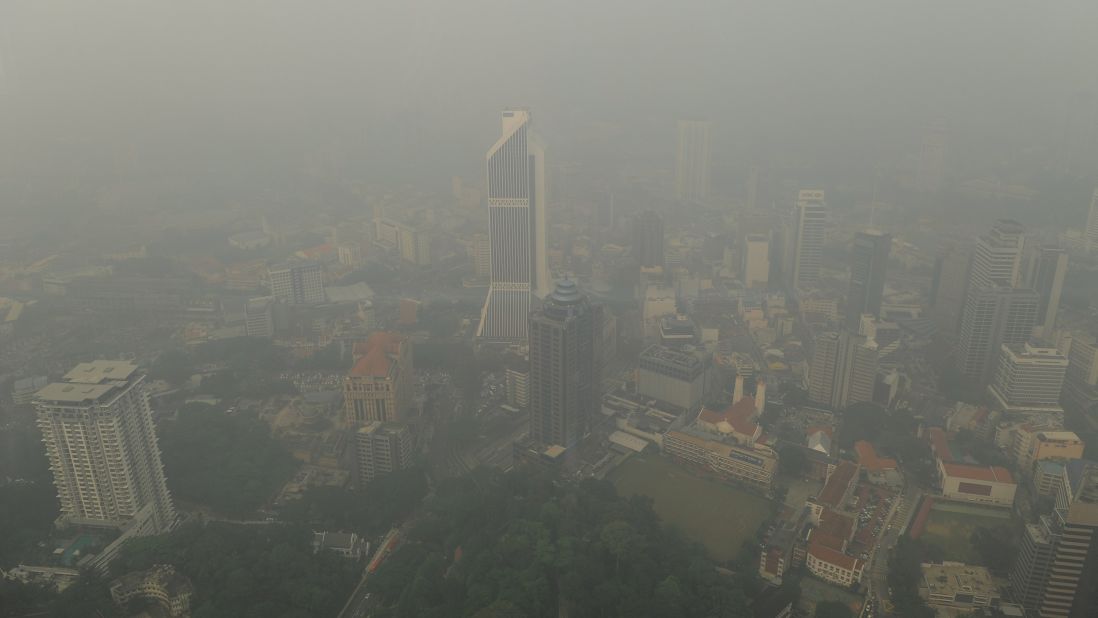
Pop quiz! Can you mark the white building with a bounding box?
[35,362,176,533]
[741,233,770,288]
[988,342,1068,412]
[476,109,551,342]
[268,260,324,305]
[791,190,827,291]
[938,461,1017,507]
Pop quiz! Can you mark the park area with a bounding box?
[913,499,1014,563]
[608,454,772,561]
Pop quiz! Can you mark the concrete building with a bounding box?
[930,243,971,338]
[109,565,193,617]
[1021,431,1086,474]
[505,357,530,409]
[356,422,413,483]
[471,233,491,279]
[937,461,1017,507]
[921,563,999,610]
[268,260,324,305]
[741,233,770,288]
[1061,332,1098,419]
[1012,513,1062,613]
[11,375,48,405]
[662,429,777,489]
[791,190,827,291]
[337,243,364,268]
[988,341,1069,411]
[808,330,878,410]
[342,332,412,425]
[675,119,712,202]
[243,296,274,338]
[956,285,1039,385]
[1087,188,1098,253]
[397,224,431,266]
[1026,246,1068,336]
[636,344,709,412]
[477,109,551,343]
[968,219,1027,291]
[34,362,176,533]
[845,230,891,329]
[632,211,665,268]
[529,280,600,449]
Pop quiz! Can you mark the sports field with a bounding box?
[608,454,772,561]
[918,501,1013,563]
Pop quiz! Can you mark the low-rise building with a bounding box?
[312,531,368,559]
[921,562,999,610]
[662,429,777,488]
[938,461,1017,507]
[109,565,193,617]
[805,542,864,587]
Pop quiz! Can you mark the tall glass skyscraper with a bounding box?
[476,110,550,342]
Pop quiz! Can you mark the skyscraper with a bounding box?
[35,361,176,534]
[808,330,878,410]
[1086,188,1098,253]
[476,109,550,342]
[741,233,770,288]
[529,280,600,449]
[1026,246,1069,336]
[675,120,712,202]
[632,211,665,268]
[988,341,1069,411]
[968,219,1027,291]
[930,243,971,338]
[956,285,1040,385]
[845,230,891,329]
[1061,332,1098,419]
[791,190,827,291]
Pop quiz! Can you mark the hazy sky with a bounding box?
[2,1,1097,212]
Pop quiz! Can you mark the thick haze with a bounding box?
[2,1,1097,219]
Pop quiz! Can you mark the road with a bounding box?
[338,528,401,618]
[864,483,922,616]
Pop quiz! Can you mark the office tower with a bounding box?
[808,331,878,410]
[632,211,665,268]
[1011,467,1098,617]
[791,190,827,291]
[917,121,947,192]
[1087,189,1098,253]
[742,234,770,288]
[356,422,413,484]
[988,342,1069,411]
[35,361,176,533]
[243,296,274,338]
[267,260,324,305]
[476,109,550,342]
[956,285,1040,385]
[636,344,710,411]
[1027,246,1069,336]
[342,332,412,425]
[969,219,1027,291]
[1061,332,1098,419]
[675,119,712,202]
[472,234,491,279]
[930,243,972,337]
[529,280,600,448]
[845,231,892,329]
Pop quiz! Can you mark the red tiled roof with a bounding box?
[940,462,1014,484]
[818,461,859,508]
[808,540,863,572]
[928,427,954,462]
[762,547,782,575]
[806,425,834,439]
[816,509,855,548]
[855,440,897,472]
[698,397,759,437]
[350,332,405,378]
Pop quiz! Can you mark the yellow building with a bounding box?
[342,332,412,425]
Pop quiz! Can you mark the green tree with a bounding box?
[815,600,854,618]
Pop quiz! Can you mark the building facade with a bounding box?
[268,260,324,305]
[675,119,712,202]
[529,280,600,449]
[476,109,551,342]
[791,190,827,291]
[808,330,878,410]
[35,361,176,533]
[356,422,414,484]
[989,342,1069,411]
[742,233,770,289]
[342,332,412,425]
[1027,246,1068,336]
[956,285,1039,385]
[845,230,891,329]
[636,345,709,412]
[632,211,665,268]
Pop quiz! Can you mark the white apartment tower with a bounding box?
[791,190,828,291]
[35,361,176,533]
[476,109,550,342]
[675,120,712,202]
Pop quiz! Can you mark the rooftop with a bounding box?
[350,332,405,378]
[807,540,862,572]
[940,462,1014,484]
[62,361,138,384]
[855,441,898,472]
[921,562,994,602]
[817,461,859,509]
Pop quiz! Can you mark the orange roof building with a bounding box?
[343,332,412,425]
[696,396,761,445]
[855,440,897,472]
[937,460,1017,507]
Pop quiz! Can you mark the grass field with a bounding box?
[919,502,1013,563]
[608,454,772,561]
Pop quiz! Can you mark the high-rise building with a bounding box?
[529,280,600,449]
[791,190,827,291]
[675,120,712,202]
[956,285,1040,385]
[476,109,550,342]
[244,296,274,338]
[35,361,176,534]
[356,422,414,484]
[1061,332,1098,419]
[1011,466,1098,617]
[968,219,1027,291]
[472,234,491,279]
[267,260,325,305]
[741,233,770,289]
[845,231,892,329]
[337,243,364,268]
[632,211,665,268]
[1026,246,1069,337]
[988,342,1069,411]
[342,332,412,425]
[808,331,878,410]
[930,243,972,338]
[917,121,948,193]
[1086,189,1098,253]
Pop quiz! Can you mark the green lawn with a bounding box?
[608,454,772,561]
[920,502,1012,563]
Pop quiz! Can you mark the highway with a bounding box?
[337,528,401,618]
